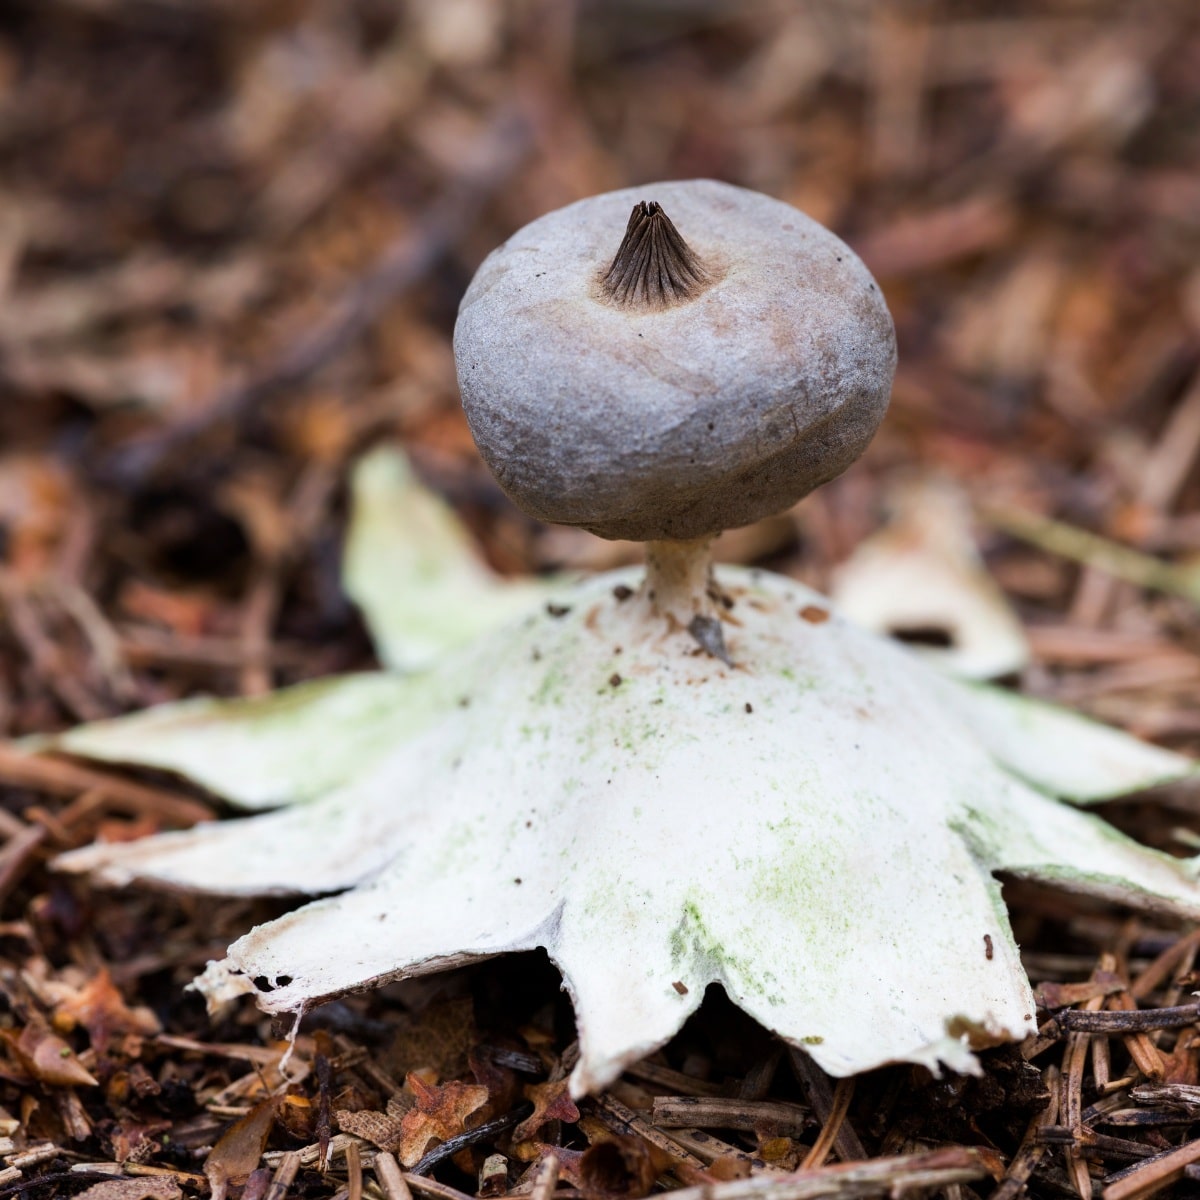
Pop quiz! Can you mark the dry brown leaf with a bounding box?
[579,1134,673,1199]
[336,1096,409,1152]
[397,1073,489,1167]
[513,1079,579,1142]
[204,1096,278,1200]
[110,1116,172,1165]
[53,969,160,1053]
[8,1019,98,1087]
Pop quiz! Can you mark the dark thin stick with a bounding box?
[1103,1136,1200,1199]
[1052,1004,1200,1034]
[0,1173,118,1200]
[788,1048,867,1162]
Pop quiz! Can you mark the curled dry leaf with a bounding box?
[513,1079,580,1142]
[51,968,160,1054]
[8,1017,99,1087]
[397,1073,490,1167]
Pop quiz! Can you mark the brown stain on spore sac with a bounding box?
[599,201,713,311]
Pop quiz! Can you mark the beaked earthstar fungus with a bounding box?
[52,183,1200,1099]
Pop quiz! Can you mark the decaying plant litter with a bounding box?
[3,4,1200,1200]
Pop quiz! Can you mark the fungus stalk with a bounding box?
[643,538,715,621]
[641,538,732,661]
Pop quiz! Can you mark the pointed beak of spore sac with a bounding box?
[599,200,712,311]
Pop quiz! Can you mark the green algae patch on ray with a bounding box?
[668,899,761,990]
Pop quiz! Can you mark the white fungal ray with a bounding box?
[45,444,568,813]
[929,675,1198,804]
[55,567,1200,1096]
[343,446,555,670]
[45,672,440,811]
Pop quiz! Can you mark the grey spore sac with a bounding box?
[454,179,896,543]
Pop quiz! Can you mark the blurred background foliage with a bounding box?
[0,0,1199,744]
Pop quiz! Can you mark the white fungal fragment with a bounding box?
[831,477,1030,680]
[344,446,554,670]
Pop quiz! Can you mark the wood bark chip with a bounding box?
[1051,1003,1200,1035]
[651,1097,809,1139]
[337,1098,410,1156]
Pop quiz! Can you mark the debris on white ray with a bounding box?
[343,445,554,669]
[55,567,1200,1096]
[831,476,1029,679]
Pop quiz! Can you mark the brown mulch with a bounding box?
[2,2,1200,1200]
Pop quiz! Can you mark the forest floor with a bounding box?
[2,3,1200,1200]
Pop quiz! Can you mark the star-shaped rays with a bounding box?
[50,566,1200,1096]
